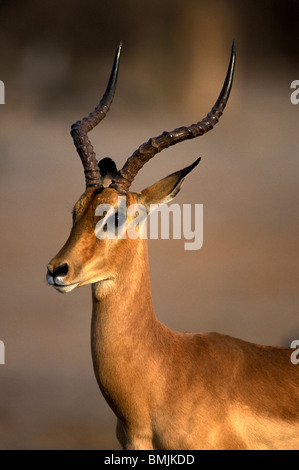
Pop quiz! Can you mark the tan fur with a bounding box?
[48,187,299,450]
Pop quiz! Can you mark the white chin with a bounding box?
[53,283,79,294]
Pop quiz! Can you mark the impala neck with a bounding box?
[90,238,160,410]
[91,238,156,330]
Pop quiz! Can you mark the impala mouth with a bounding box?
[47,273,80,294]
[52,282,80,294]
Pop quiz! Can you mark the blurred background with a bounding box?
[0,0,298,449]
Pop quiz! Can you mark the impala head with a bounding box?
[47,42,236,294]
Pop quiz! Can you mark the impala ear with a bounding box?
[140,157,201,210]
[98,157,118,187]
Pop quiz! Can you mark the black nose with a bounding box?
[51,263,69,278]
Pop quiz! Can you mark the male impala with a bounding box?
[47,43,299,450]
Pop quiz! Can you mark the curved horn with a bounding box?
[71,42,122,188]
[111,41,236,193]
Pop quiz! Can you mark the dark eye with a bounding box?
[113,212,125,229]
[101,212,125,233]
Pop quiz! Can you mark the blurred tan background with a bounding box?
[0,0,298,449]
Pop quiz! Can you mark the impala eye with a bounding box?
[100,211,126,236]
[113,212,126,229]
[114,212,119,228]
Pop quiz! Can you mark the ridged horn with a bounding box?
[71,42,122,188]
[111,40,236,193]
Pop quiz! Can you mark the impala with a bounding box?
[47,42,299,450]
